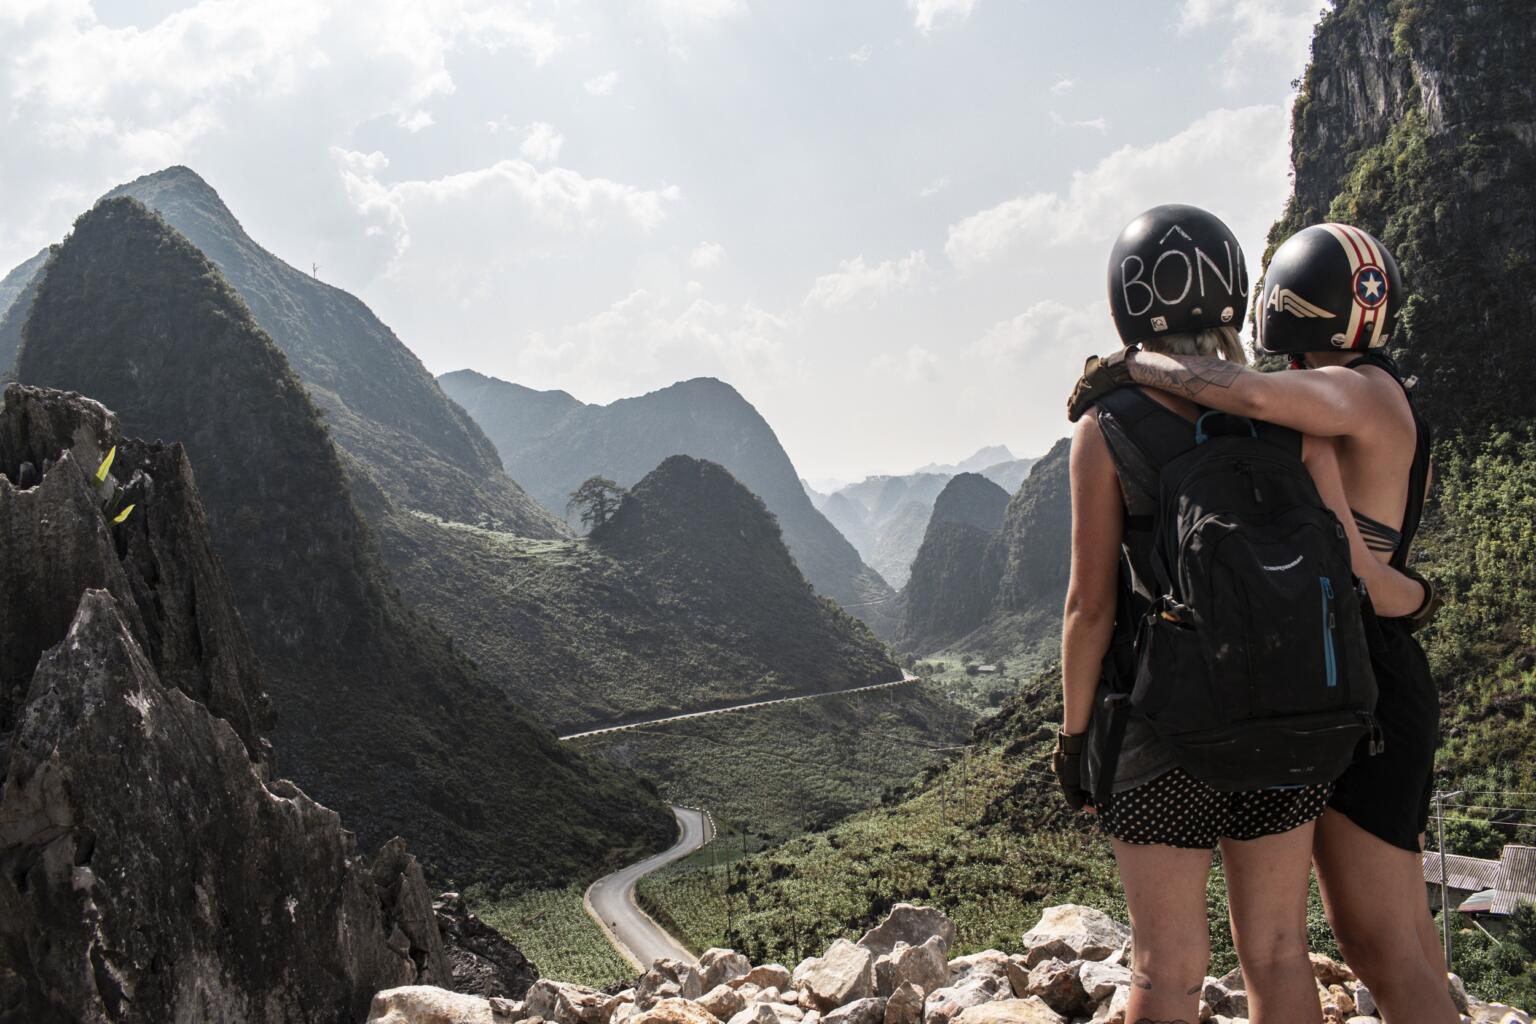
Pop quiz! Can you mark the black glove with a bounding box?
[1067,347,1138,422]
[1402,567,1441,632]
[1052,730,1090,810]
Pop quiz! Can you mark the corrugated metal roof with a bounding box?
[1422,851,1503,891]
[1493,845,1536,916]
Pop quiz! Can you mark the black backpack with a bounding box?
[1094,388,1380,792]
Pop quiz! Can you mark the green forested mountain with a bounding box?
[894,438,1072,662]
[0,166,562,536]
[439,370,899,633]
[644,0,1536,1002]
[13,197,673,888]
[0,247,47,375]
[378,455,901,732]
[896,473,1011,654]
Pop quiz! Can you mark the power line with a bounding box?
[1430,815,1536,832]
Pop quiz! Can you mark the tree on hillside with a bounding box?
[567,476,627,532]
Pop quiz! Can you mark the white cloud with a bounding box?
[944,104,1290,272]
[332,147,681,266]
[397,110,434,132]
[1050,111,1107,133]
[689,241,725,270]
[919,177,951,198]
[520,121,565,162]
[848,44,873,65]
[804,251,928,310]
[970,300,1114,439]
[584,70,619,95]
[514,289,788,400]
[0,0,564,265]
[1049,76,1076,95]
[1178,0,1320,86]
[909,0,977,33]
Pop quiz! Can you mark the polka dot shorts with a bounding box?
[1100,766,1333,849]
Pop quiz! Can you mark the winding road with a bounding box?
[559,674,918,741]
[585,805,714,971]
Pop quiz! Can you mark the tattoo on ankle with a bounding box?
[1132,971,1153,990]
[1185,982,1203,995]
[1132,356,1242,398]
[1132,1019,1192,1024]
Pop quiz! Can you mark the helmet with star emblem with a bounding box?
[1258,223,1405,355]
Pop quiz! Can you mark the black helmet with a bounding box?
[1258,223,1404,354]
[1107,204,1249,346]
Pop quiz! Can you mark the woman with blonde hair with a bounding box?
[1054,205,1427,1024]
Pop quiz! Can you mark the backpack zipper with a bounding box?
[1319,576,1338,688]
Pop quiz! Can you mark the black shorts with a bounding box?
[1101,766,1332,849]
[1328,613,1439,852]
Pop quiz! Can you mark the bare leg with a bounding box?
[1313,809,1459,1024]
[1413,831,1452,976]
[1221,822,1323,1024]
[1113,839,1212,1024]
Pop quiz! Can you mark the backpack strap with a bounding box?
[1346,352,1434,568]
[1095,388,1192,524]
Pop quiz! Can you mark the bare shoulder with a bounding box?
[1349,361,1416,424]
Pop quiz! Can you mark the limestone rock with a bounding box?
[630,997,724,1024]
[639,960,706,1007]
[1201,976,1246,1019]
[1449,974,1470,1015]
[859,904,958,958]
[1351,982,1376,1018]
[742,966,793,991]
[946,951,1012,991]
[434,891,539,998]
[1019,906,1129,968]
[525,979,610,1024]
[798,938,876,1011]
[1086,985,1128,1024]
[952,997,1066,1024]
[0,589,439,1023]
[700,984,749,1020]
[886,982,925,1024]
[367,985,508,1023]
[1078,963,1130,1006]
[702,949,753,990]
[1309,954,1355,989]
[1021,959,1085,1017]
[877,938,950,997]
[923,980,1009,1024]
[824,997,887,1024]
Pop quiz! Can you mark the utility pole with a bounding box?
[311,262,320,278]
[1436,789,1464,970]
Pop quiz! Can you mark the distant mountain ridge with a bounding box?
[439,370,899,633]
[14,196,672,886]
[813,449,1037,589]
[1,166,562,537]
[895,439,1071,659]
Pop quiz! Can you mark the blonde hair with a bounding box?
[1142,326,1247,365]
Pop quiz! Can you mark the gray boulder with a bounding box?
[824,997,887,1024]
[702,949,753,990]
[1019,906,1130,968]
[798,939,876,1011]
[859,904,958,958]
[952,999,1065,1024]
[876,938,950,997]
[923,980,1009,1024]
[525,979,610,1024]
[886,982,925,1024]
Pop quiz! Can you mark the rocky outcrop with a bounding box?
[435,891,541,998]
[1273,0,1536,429]
[0,385,447,1022]
[369,902,1530,1024]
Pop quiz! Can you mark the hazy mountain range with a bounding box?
[439,369,901,634]
[805,447,1037,589]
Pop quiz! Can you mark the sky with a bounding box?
[0,0,1324,484]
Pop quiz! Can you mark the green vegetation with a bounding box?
[382,456,901,733]
[471,884,635,989]
[1440,905,1536,1008]
[579,679,973,837]
[637,664,1343,973]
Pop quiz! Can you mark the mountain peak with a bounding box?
[930,472,1010,532]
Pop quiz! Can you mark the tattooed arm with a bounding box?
[1123,349,1378,438]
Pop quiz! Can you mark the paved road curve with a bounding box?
[559,674,918,741]
[585,805,713,971]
